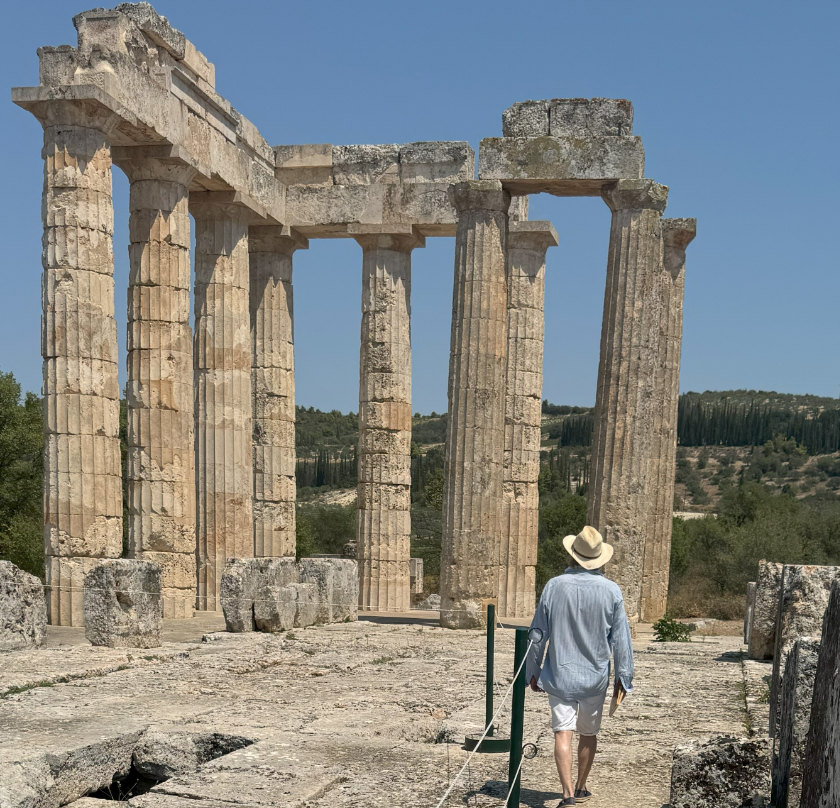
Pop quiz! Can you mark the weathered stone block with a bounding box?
[291,582,318,628]
[83,559,162,648]
[670,736,770,808]
[748,560,783,660]
[770,564,840,737]
[502,100,549,137]
[800,581,840,808]
[773,637,820,808]
[220,557,298,633]
[333,144,399,185]
[409,558,424,595]
[548,97,634,137]
[745,581,757,645]
[398,141,474,183]
[299,558,358,623]
[132,730,252,780]
[0,561,47,651]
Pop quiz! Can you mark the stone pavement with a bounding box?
[0,615,762,807]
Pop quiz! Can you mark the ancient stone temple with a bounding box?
[14,4,694,626]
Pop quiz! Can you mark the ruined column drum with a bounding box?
[499,222,557,618]
[192,197,254,611]
[124,156,197,619]
[440,181,510,629]
[41,105,123,626]
[587,179,669,624]
[249,227,306,559]
[355,230,421,612]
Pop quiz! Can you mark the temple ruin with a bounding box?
[13,3,695,628]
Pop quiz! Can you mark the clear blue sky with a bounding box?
[2,1,838,413]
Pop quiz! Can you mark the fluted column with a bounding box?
[499,221,557,618]
[353,227,423,612]
[249,227,307,558]
[639,217,696,622]
[191,194,253,610]
[121,155,197,619]
[587,179,669,624]
[440,180,510,629]
[40,105,122,625]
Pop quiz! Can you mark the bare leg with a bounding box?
[576,734,597,790]
[553,731,575,798]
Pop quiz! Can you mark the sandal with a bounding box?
[574,788,593,802]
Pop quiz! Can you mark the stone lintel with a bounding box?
[478,135,645,194]
[248,226,309,254]
[12,87,124,133]
[508,220,559,251]
[189,190,269,225]
[349,224,425,251]
[602,178,669,213]
[450,180,510,213]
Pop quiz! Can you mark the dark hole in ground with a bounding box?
[87,732,255,801]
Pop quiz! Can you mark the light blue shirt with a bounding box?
[526,567,634,700]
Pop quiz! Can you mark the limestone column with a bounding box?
[440,180,510,629]
[353,227,423,613]
[40,104,122,626]
[639,217,696,622]
[499,221,557,618]
[191,194,254,610]
[587,178,669,624]
[249,227,307,558]
[120,154,197,620]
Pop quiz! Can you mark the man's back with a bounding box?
[526,567,633,701]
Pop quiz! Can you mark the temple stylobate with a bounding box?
[14,3,695,627]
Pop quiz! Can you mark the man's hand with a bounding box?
[529,676,543,693]
[613,681,626,699]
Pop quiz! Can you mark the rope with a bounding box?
[432,639,533,808]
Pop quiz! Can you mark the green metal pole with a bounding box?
[507,627,528,807]
[485,603,495,736]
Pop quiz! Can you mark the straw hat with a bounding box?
[562,525,614,570]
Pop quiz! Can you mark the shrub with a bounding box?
[653,616,695,642]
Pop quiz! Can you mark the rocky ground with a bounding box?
[0,614,771,808]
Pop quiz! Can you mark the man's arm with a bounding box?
[609,596,634,694]
[526,584,550,691]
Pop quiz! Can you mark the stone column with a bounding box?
[353,226,423,612]
[639,217,696,622]
[440,180,510,629]
[40,105,122,626]
[249,227,307,558]
[191,194,254,611]
[499,221,557,618]
[587,178,668,624]
[121,154,197,619]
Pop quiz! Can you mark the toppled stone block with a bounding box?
[220,557,297,632]
[83,560,162,648]
[800,581,840,808]
[299,558,358,623]
[773,637,820,808]
[290,582,318,628]
[0,561,47,651]
[748,560,783,660]
[548,97,634,137]
[417,593,441,611]
[132,730,252,779]
[670,736,771,808]
[745,581,757,645]
[770,564,840,737]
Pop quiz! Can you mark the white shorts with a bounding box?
[548,691,607,736]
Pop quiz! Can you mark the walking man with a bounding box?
[526,526,634,805]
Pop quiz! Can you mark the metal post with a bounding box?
[485,602,495,736]
[507,627,528,806]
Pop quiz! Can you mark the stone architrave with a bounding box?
[249,227,307,558]
[499,221,557,618]
[587,179,669,623]
[640,217,695,622]
[38,103,123,626]
[83,559,162,648]
[353,227,423,612]
[744,581,757,646]
[773,637,820,808]
[440,180,510,629]
[121,154,197,620]
[770,564,840,738]
[0,561,47,650]
[191,194,254,611]
[749,560,784,660]
[800,581,840,808]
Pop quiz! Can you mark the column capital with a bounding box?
[189,191,254,223]
[509,221,559,252]
[662,217,697,275]
[113,145,198,186]
[602,179,668,213]
[349,224,425,252]
[450,180,510,213]
[249,225,309,254]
